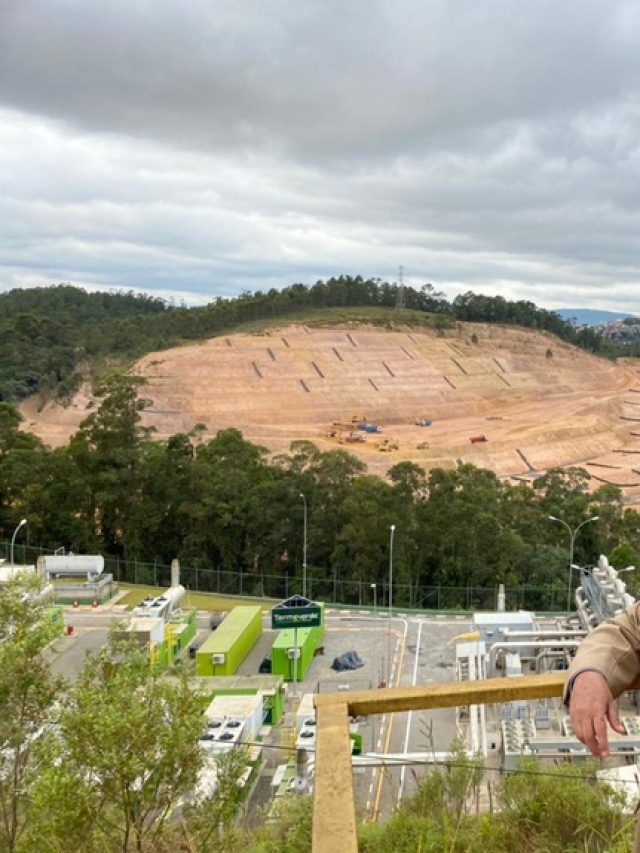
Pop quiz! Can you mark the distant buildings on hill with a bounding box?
[597,319,640,341]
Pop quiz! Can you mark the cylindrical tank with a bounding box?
[164,584,185,611]
[43,555,104,577]
[171,559,180,588]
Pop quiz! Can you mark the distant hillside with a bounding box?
[0,277,607,403]
[556,307,638,326]
[22,318,640,502]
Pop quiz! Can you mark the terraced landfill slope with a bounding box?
[20,321,640,502]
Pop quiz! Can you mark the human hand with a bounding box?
[569,670,624,757]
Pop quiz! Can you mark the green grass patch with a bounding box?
[220,305,454,336]
[117,583,277,613]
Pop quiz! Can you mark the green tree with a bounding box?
[249,795,313,853]
[0,575,62,853]
[67,375,153,557]
[47,633,204,852]
[178,748,251,852]
[0,403,49,540]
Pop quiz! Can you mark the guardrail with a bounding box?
[312,672,570,853]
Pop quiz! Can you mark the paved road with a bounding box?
[330,613,469,821]
[47,628,109,682]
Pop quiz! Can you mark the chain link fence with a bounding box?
[1,540,566,612]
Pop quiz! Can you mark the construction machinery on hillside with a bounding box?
[469,435,488,444]
[377,438,399,452]
[340,431,366,445]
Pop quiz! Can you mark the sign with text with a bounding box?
[271,596,322,630]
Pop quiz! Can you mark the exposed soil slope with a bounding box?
[20,321,640,500]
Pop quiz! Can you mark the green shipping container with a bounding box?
[196,605,263,676]
[271,602,325,682]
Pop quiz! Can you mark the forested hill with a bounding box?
[0,277,605,402]
[0,285,168,401]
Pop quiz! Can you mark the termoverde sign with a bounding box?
[271,596,322,630]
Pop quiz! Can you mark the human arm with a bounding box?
[565,603,640,756]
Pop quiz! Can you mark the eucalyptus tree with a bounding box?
[67,374,153,557]
[0,575,62,853]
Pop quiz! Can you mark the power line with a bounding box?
[236,738,614,782]
[395,265,405,310]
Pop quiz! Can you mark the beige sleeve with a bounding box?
[564,602,640,701]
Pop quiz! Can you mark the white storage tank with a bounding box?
[44,555,104,579]
[133,585,185,620]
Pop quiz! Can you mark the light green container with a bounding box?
[196,605,262,676]
[271,601,325,682]
[166,609,197,662]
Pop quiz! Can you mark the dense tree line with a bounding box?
[0,285,166,401]
[0,277,619,403]
[2,378,639,610]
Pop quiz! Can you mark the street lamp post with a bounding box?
[371,582,378,683]
[370,581,379,746]
[548,514,599,612]
[387,524,396,688]
[299,493,308,598]
[10,518,27,568]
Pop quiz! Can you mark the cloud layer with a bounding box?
[2,1,640,310]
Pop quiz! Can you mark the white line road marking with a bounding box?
[398,619,424,805]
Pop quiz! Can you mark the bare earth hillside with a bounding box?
[20,322,640,501]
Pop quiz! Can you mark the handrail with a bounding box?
[313,672,569,853]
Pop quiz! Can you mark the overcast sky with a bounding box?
[2,1,640,311]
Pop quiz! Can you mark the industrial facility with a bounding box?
[450,557,640,790]
[118,559,196,670]
[30,542,640,823]
[41,554,118,605]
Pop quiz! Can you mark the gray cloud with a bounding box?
[1,1,640,311]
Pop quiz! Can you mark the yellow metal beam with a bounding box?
[313,701,357,853]
[312,672,640,850]
[318,671,566,717]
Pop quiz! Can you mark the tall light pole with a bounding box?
[387,524,396,687]
[548,515,599,612]
[10,518,27,568]
[370,583,378,683]
[299,493,307,598]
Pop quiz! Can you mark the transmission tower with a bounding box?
[395,265,405,310]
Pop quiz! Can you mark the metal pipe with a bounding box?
[534,650,571,674]
[489,640,581,673]
[502,629,586,639]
